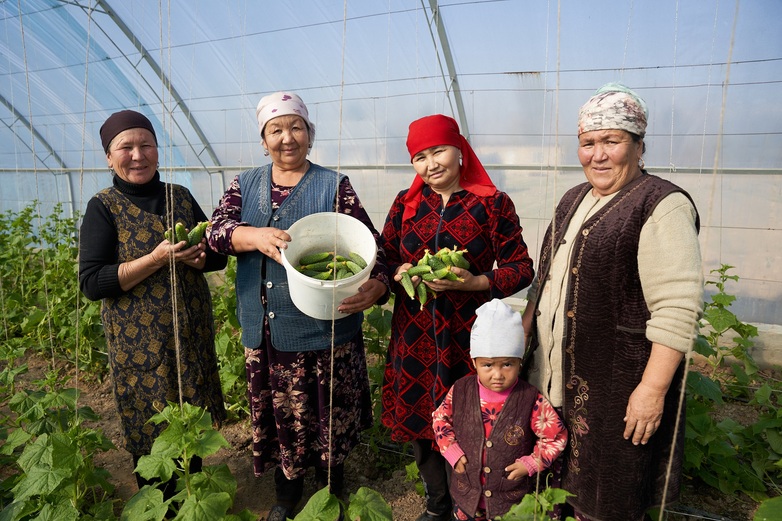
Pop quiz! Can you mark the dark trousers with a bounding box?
[274,467,305,510]
[315,463,345,497]
[274,463,345,509]
[412,439,452,515]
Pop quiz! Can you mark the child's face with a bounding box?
[473,357,521,392]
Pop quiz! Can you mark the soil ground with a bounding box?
[6,353,763,521]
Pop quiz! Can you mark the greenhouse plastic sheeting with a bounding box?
[1,0,780,324]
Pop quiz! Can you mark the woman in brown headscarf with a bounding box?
[379,114,534,521]
[522,83,704,520]
[79,110,226,496]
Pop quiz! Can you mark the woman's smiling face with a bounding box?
[262,115,311,171]
[106,128,158,185]
[411,144,462,196]
[577,129,644,196]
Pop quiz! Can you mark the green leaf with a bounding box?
[347,486,393,521]
[542,488,574,505]
[50,433,83,479]
[172,491,232,521]
[86,499,117,520]
[709,292,736,307]
[692,334,715,357]
[135,453,177,482]
[46,388,79,410]
[74,406,101,422]
[121,485,168,521]
[148,428,185,460]
[404,461,419,482]
[192,430,229,459]
[16,435,52,473]
[765,428,782,455]
[703,307,737,332]
[686,371,724,404]
[754,496,782,521]
[750,384,773,406]
[1,428,32,455]
[683,443,704,469]
[0,501,26,521]
[30,502,80,521]
[82,465,115,496]
[292,487,341,521]
[12,465,69,500]
[189,464,237,499]
[502,494,541,519]
[366,306,392,339]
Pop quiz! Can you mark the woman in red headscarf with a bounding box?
[379,114,534,521]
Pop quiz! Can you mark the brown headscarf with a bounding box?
[99,110,157,153]
[402,114,496,221]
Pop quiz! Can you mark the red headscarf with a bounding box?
[402,114,496,221]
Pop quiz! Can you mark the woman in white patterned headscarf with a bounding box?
[522,83,704,521]
[207,92,390,521]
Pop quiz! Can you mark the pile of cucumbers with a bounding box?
[400,246,470,309]
[164,221,209,247]
[294,250,369,280]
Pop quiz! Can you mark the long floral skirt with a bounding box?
[246,333,373,480]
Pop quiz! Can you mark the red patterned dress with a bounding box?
[379,185,534,442]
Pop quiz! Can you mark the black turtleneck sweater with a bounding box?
[78,172,226,301]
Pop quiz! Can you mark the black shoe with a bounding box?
[415,511,452,521]
[266,504,293,521]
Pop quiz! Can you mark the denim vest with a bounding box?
[235,163,363,351]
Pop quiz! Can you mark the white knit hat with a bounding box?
[470,299,525,359]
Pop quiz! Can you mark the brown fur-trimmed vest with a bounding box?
[449,376,539,520]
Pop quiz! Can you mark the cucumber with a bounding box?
[187,221,209,246]
[175,222,189,243]
[299,251,333,265]
[400,271,415,299]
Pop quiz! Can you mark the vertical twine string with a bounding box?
[321,0,352,492]
[156,0,185,411]
[697,0,721,255]
[620,0,635,82]
[16,0,57,372]
[530,0,558,513]
[73,0,97,416]
[659,1,738,518]
[667,1,681,175]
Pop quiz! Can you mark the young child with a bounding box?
[432,299,568,521]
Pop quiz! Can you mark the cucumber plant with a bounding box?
[123,402,254,521]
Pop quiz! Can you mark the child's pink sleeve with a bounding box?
[517,393,568,476]
[432,386,465,468]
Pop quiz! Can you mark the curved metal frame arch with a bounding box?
[0,93,76,215]
[0,93,68,171]
[93,0,222,170]
[424,0,470,140]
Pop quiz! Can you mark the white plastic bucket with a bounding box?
[281,212,377,320]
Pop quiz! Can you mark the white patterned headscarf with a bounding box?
[255,91,315,141]
[578,83,648,138]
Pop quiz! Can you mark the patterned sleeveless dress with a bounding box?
[96,184,226,456]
